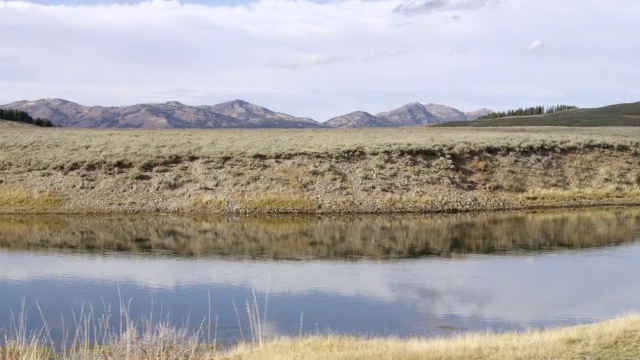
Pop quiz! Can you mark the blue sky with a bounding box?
[1,0,639,120]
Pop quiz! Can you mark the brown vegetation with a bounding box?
[1,127,640,213]
[225,314,640,360]
[3,310,640,359]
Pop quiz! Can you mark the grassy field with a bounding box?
[1,126,640,213]
[1,126,640,169]
[438,101,640,127]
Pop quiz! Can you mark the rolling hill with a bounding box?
[436,102,640,127]
[0,119,37,128]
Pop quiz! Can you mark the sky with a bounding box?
[1,0,639,121]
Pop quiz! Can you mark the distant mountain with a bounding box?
[1,99,321,128]
[424,103,468,122]
[375,102,441,126]
[435,102,640,127]
[2,98,496,129]
[324,111,393,128]
[204,100,320,128]
[323,103,494,128]
[464,108,493,120]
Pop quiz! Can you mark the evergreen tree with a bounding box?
[0,108,57,127]
[476,104,578,121]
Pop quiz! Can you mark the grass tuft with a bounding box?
[238,193,318,212]
[0,188,65,210]
[521,185,640,202]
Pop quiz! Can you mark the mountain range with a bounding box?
[1,98,492,129]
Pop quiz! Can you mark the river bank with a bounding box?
[225,314,640,359]
[1,127,640,214]
[4,314,640,359]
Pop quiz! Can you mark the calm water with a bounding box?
[1,208,640,344]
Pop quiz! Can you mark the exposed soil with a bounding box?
[1,147,639,214]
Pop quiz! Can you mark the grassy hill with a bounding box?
[0,119,37,128]
[436,101,640,127]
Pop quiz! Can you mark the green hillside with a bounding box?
[437,101,640,127]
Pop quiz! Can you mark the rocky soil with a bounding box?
[1,146,640,214]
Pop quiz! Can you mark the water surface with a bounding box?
[1,208,640,344]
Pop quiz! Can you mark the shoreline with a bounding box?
[1,198,640,215]
[3,314,640,359]
[225,314,640,359]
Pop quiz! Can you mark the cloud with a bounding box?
[0,0,639,120]
[527,39,544,51]
[445,14,462,22]
[268,52,343,69]
[363,47,413,61]
[0,55,17,63]
[394,0,498,16]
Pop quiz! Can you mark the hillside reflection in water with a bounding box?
[1,208,640,344]
[1,208,639,259]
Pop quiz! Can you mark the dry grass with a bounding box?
[522,185,640,202]
[1,127,639,171]
[2,303,640,360]
[0,300,211,360]
[225,314,640,360]
[236,193,318,212]
[0,188,65,210]
[0,120,35,129]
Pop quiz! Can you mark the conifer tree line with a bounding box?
[0,108,57,127]
[477,104,578,120]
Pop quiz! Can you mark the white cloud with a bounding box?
[394,0,499,16]
[0,0,639,119]
[363,47,413,61]
[268,52,343,69]
[527,39,544,52]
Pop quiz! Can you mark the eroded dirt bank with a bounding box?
[2,146,640,214]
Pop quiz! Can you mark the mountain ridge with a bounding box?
[1,98,489,129]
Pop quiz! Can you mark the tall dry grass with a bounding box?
[1,290,275,360]
[4,306,640,360]
[5,313,640,360]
